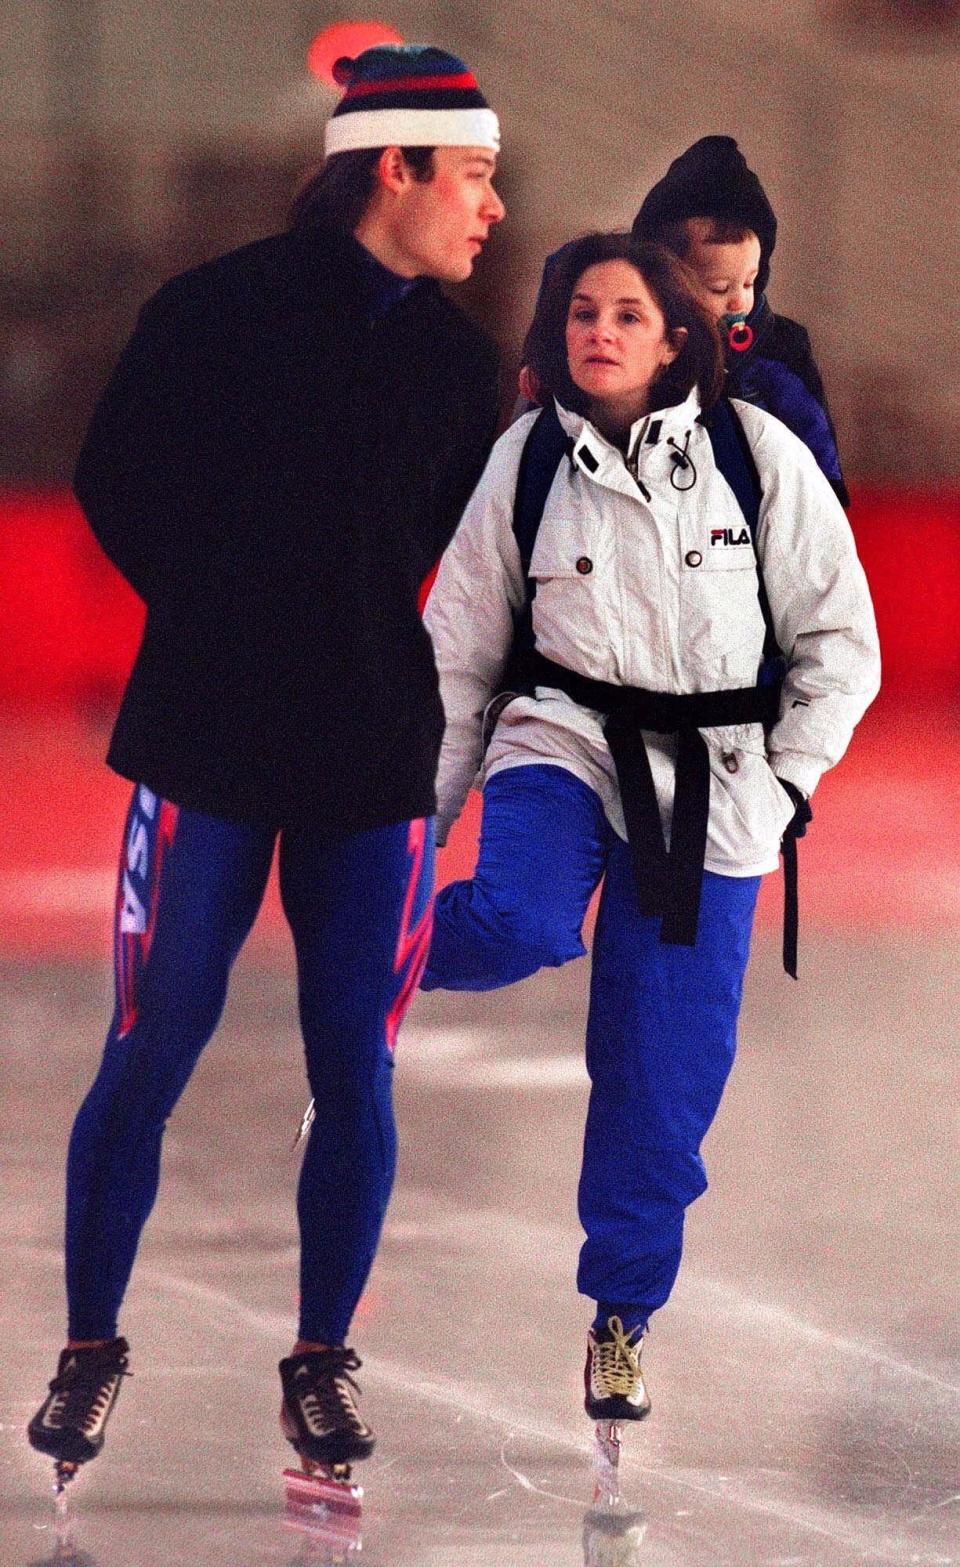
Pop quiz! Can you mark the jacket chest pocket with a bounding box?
[528,525,609,668]
[682,545,766,669]
[529,518,601,583]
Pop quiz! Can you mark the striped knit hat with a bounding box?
[324,44,500,156]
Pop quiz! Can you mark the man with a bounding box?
[28,43,504,1485]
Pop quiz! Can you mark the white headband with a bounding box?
[325,107,500,157]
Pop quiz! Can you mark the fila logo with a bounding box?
[710,527,751,547]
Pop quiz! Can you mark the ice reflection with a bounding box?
[22,1475,98,1567]
[582,1500,648,1566]
[283,1502,364,1566]
[26,1512,99,1567]
[26,1549,99,1567]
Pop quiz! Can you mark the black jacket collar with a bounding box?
[281,222,430,318]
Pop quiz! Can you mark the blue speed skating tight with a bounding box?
[421,764,759,1332]
[66,784,434,1345]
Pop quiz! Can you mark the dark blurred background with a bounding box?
[0,0,958,741]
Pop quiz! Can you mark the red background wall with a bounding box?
[1,486,958,709]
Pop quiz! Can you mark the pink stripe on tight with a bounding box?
[385,818,433,1052]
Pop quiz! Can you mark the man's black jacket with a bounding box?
[75,223,500,832]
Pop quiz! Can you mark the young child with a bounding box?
[633,134,847,503]
[521,136,847,503]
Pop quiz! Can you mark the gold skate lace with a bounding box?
[593,1316,643,1396]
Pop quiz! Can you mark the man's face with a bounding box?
[389,147,505,282]
[682,218,761,321]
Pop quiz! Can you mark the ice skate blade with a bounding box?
[592,1421,623,1507]
[283,1466,363,1555]
[594,1420,622,1469]
[283,1464,363,1516]
[54,1460,80,1495]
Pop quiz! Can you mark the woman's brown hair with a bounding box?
[524,231,724,416]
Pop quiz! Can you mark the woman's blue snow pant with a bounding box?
[65,783,434,1345]
[421,764,759,1328]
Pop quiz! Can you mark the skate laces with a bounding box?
[593,1317,643,1396]
[290,1348,365,1434]
[46,1341,130,1434]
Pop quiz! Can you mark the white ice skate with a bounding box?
[584,1316,650,1498]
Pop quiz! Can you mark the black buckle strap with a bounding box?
[527,652,786,955]
[604,707,712,945]
[777,780,813,979]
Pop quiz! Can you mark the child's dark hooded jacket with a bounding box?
[633,135,848,504]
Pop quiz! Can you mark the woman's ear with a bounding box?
[663,325,688,366]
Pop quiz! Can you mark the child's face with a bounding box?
[682,218,762,321]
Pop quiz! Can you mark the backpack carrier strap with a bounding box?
[505,397,803,977]
[513,403,573,572]
[501,404,573,692]
[525,650,777,949]
[701,398,780,671]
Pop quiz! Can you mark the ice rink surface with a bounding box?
[1,707,958,1567]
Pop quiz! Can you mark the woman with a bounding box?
[420,234,880,1425]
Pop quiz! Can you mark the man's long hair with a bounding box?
[289,147,435,233]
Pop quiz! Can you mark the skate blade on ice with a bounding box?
[283,1462,362,1514]
[46,1467,95,1567]
[593,1420,623,1505]
[54,1460,80,1495]
[283,1461,363,1553]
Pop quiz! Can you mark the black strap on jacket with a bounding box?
[525,649,778,949]
[506,400,805,976]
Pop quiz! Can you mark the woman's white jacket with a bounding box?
[424,391,881,877]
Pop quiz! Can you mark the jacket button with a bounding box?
[685,550,702,568]
[576,556,593,575]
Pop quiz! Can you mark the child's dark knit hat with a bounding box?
[633,135,777,293]
[324,44,500,156]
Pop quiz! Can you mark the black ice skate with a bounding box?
[585,1316,650,1492]
[584,1317,651,1423]
[279,1346,372,1523]
[28,1337,130,1490]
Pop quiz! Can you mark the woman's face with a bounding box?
[565,260,682,424]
